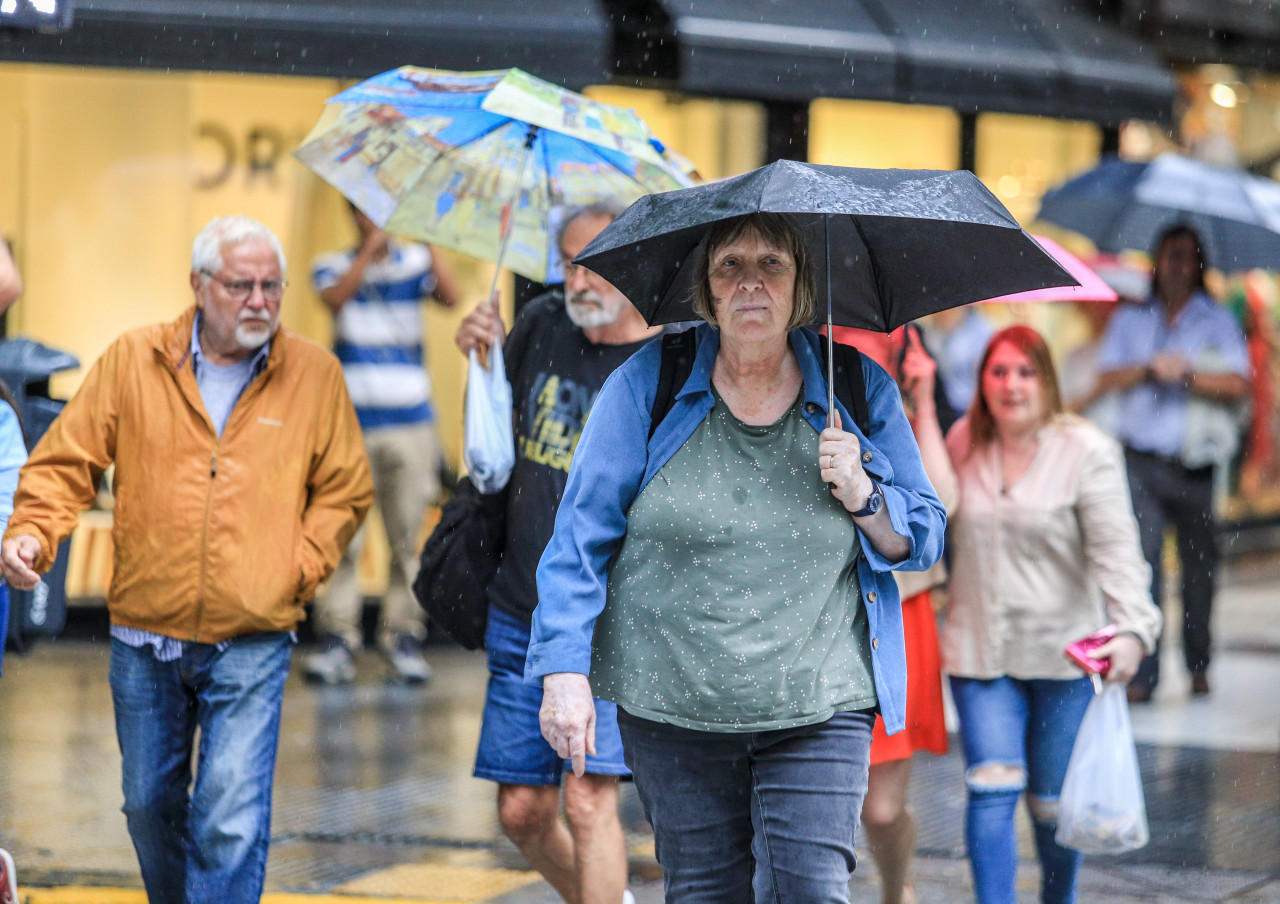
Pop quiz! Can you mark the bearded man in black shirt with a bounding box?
[454,204,660,904]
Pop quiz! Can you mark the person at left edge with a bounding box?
[0,216,374,904]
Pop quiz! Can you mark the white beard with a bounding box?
[235,313,277,350]
[565,290,623,329]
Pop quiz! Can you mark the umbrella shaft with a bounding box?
[485,125,539,306]
[825,217,835,429]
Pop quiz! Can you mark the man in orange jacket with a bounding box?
[0,215,373,904]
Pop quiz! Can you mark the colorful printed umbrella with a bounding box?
[295,66,695,284]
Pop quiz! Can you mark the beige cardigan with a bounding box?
[942,414,1162,680]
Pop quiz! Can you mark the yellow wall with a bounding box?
[809,99,961,170]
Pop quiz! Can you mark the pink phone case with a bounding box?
[1063,624,1118,676]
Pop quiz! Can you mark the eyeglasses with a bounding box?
[201,271,287,303]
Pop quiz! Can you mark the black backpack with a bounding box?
[649,329,870,439]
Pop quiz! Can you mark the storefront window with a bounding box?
[808,99,959,170]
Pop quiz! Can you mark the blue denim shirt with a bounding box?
[526,324,947,735]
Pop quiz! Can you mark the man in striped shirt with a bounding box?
[306,203,462,684]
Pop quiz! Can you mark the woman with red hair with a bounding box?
[942,325,1161,904]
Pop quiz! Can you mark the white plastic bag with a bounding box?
[1056,683,1149,854]
[463,343,515,494]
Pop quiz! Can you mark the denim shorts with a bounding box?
[473,605,629,785]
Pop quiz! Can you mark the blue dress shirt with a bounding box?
[1095,292,1248,458]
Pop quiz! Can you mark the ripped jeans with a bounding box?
[949,675,1095,904]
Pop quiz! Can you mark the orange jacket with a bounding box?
[4,306,374,642]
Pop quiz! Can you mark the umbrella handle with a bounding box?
[483,124,540,311]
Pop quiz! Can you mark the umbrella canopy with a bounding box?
[981,234,1117,304]
[1037,152,1280,273]
[575,160,1076,333]
[295,66,694,283]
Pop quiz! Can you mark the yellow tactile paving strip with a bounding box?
[20,862,542,904]
[338,863,541,898]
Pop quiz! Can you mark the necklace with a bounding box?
[996,434,1039,497]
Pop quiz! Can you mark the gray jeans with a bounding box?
[618,708,874,904]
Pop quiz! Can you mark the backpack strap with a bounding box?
[822,339,871,438]
[650,329,698,441]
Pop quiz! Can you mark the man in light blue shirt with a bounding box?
[1094,225,1249,702]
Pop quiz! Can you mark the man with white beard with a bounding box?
[455,203,659,904]
[1,215,373,904]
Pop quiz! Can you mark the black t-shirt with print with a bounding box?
[488,290,650,623]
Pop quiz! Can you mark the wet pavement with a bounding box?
[0,553,1278,903]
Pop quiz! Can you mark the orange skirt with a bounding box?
[869,588,948,765]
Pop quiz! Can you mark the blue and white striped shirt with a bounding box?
[313,240,437,431]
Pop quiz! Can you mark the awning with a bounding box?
[0,0,611,89]
[659,0,1175,124]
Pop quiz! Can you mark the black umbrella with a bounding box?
[575,160,1075,423]
[577,160,1074,331]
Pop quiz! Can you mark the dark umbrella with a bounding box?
[574,160,1075,420]
[1037,152,1280,272]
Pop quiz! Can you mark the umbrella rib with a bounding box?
[538,130,557,280]
[846,214,888,330]
[395,116,519,201]
[575,139,666,191]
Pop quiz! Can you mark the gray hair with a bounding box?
[555,201,628,254]
[191,216,287,278]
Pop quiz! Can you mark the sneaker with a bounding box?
[0,848,17,904]
[304,634,356,685]
[386,634,432,685]
[1191,671,1211,696]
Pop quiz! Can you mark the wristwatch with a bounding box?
[851,481,884,518]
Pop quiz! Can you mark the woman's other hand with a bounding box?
[819,409,875,513]
[539,672,597,777]
[455,294,505,362]
[1094,633,1145,684]
[899,325,937,418]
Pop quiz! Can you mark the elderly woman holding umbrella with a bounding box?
[525,208,946,902]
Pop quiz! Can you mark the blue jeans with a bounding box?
[949,675,1095,904]
[109,633,292,904]
[618,708,874,904]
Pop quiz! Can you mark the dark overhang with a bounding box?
[1124,0,1280,71]
[0,0,611,88]
[658,0,1176,124]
